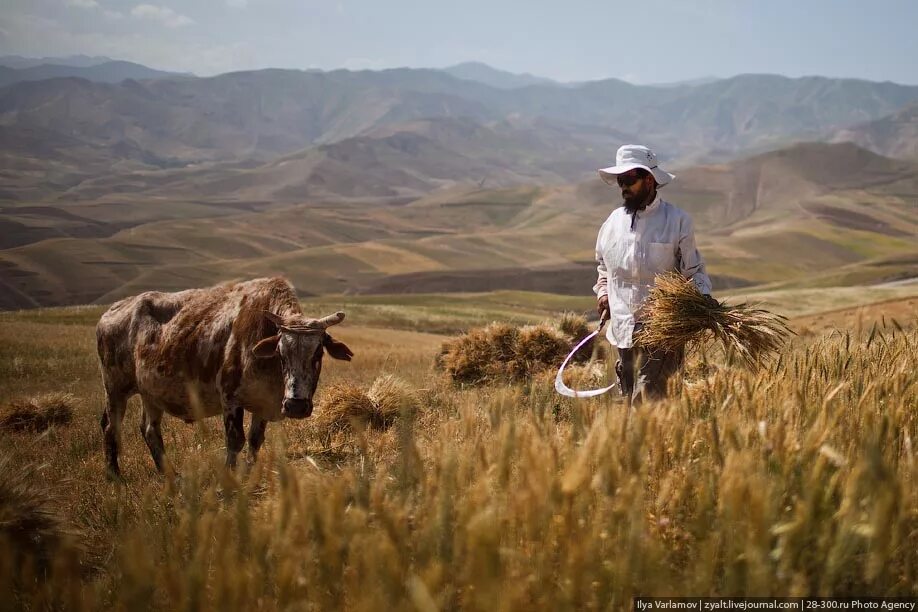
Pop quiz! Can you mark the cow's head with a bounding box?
[252,310,353,418]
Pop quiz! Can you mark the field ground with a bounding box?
[0,287,916,607]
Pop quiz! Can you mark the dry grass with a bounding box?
[636,272,795,365]
[0,454,84,600]
[438,315,594,385]
[0,301,916,608]
[0,392,77,433]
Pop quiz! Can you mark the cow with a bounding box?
[95,277,353,476]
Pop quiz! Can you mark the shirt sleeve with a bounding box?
[677,215,713,295]
[593,224,608,299]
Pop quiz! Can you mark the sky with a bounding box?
[1,0,918,85]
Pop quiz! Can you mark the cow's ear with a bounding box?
[252,334,281,359]
[323,334,353,361]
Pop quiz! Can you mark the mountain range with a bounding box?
[0,60,188,89]
[3,67,918,178]
[441,62,562,89]
[0,59,916,309]
[0,55,119,69]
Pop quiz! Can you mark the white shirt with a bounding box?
[594,195,712,348]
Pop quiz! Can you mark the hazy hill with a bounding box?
[654,141,918,226]
[0,61,186,88]
[831,102,918,160]
[3,68,918,188]
[646,76,722,88]
[442,62,560,89]
[0,141,914,309]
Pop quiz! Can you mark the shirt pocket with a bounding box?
[646,241,675,272]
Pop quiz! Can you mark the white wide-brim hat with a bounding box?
[599,144,675,187]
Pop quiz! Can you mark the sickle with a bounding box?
[554,312,617,399]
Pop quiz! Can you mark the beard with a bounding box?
[622,191,648,212]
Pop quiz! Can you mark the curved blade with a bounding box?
[554,330,618,399]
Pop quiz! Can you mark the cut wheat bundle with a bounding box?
[0,393,76,434]
[438,315,595,385]
[635,272,794,366]
[317,375,419,433]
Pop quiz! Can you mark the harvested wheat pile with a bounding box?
[635,272,794,366]
[368,375,418,421]
[558,311,591,341]
[317,375,419,432]
[512,325,571,379]
[316,384,375,433]
[439,315,595,385]
[437,323,521,385]
[0,393,76,434]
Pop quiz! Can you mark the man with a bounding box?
[593,144,715,406]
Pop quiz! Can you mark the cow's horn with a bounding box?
[317,311,345,328]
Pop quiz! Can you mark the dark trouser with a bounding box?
[615,325,684,406]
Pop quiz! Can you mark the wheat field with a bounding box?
[0,297,916,610]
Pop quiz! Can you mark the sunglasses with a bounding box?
[617,171,646,187]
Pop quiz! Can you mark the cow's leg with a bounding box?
[139,397,167,473]
[223,404,246,469]
[246,416,268,466]
[101,388,128,478]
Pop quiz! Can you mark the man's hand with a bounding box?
[597,295,609,319]
[703,294,720,308]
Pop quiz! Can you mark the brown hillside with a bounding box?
[0,142,915,309]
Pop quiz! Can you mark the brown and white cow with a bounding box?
[95,277,353,476]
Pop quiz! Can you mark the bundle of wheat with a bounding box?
[316,384,374,433]
[635,272,793,365]
[436,323,520,385]
[439,317,594,385]
[0,393,76,434]
[317,375,419,432]
[511,325,571,379]
[558,312,591,341]
[367,374,419,422]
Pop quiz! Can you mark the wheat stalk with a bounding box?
[635,272,794,366]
